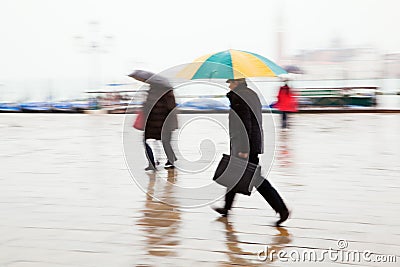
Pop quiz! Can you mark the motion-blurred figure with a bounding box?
[213,78,290,226]
[275,78,298,129]
[129,70,178,171]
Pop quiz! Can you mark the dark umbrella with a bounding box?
[128,70,172,88]
[283,65,304,74]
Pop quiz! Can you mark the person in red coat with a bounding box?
[275,80,298,129]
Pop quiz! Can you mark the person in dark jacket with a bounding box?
[213,78,290,226]
[142,83,178,171]
[128,70,178,171]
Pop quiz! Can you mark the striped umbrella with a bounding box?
[177,49,287,80]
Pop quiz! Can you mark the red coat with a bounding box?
[275,85,298,112]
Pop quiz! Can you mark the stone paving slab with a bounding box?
[1,114,399,266]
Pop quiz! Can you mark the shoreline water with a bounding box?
[1,95,400,114]
[2,107,400,114]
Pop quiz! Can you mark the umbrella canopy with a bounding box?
[128,69,172,88]
[177,49,287,80]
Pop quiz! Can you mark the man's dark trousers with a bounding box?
[224,153,288,214]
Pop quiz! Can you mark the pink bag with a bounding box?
[133,111,144,130]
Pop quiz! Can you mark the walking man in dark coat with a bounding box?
[213,78,290,226]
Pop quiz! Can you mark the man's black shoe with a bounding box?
[164,161,175,169]
[145,165,156,171]
[276,209,290,226]
[212,207,229,217]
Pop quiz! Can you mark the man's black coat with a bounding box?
[227,83,264,155]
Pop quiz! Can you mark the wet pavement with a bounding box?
[1,113,399,266]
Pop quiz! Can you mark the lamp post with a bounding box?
[74,21,113,92]
[276,0,285,65]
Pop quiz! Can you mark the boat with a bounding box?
[20,102,52,112]
[51,101,76,113]
[295,86,378,107]
[0,102,22,113]
[177,98,229,113]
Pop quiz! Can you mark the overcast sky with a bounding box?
[0,0,399,92]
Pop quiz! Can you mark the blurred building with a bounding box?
[382,53,400,79]
[282,46,383,80]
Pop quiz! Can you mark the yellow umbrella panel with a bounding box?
[177,49,287,80]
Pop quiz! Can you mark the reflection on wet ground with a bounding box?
[276,131,293,169]
[0,114,399,266]
[137,170,181,260]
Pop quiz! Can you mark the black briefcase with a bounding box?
[213,154,262,196]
